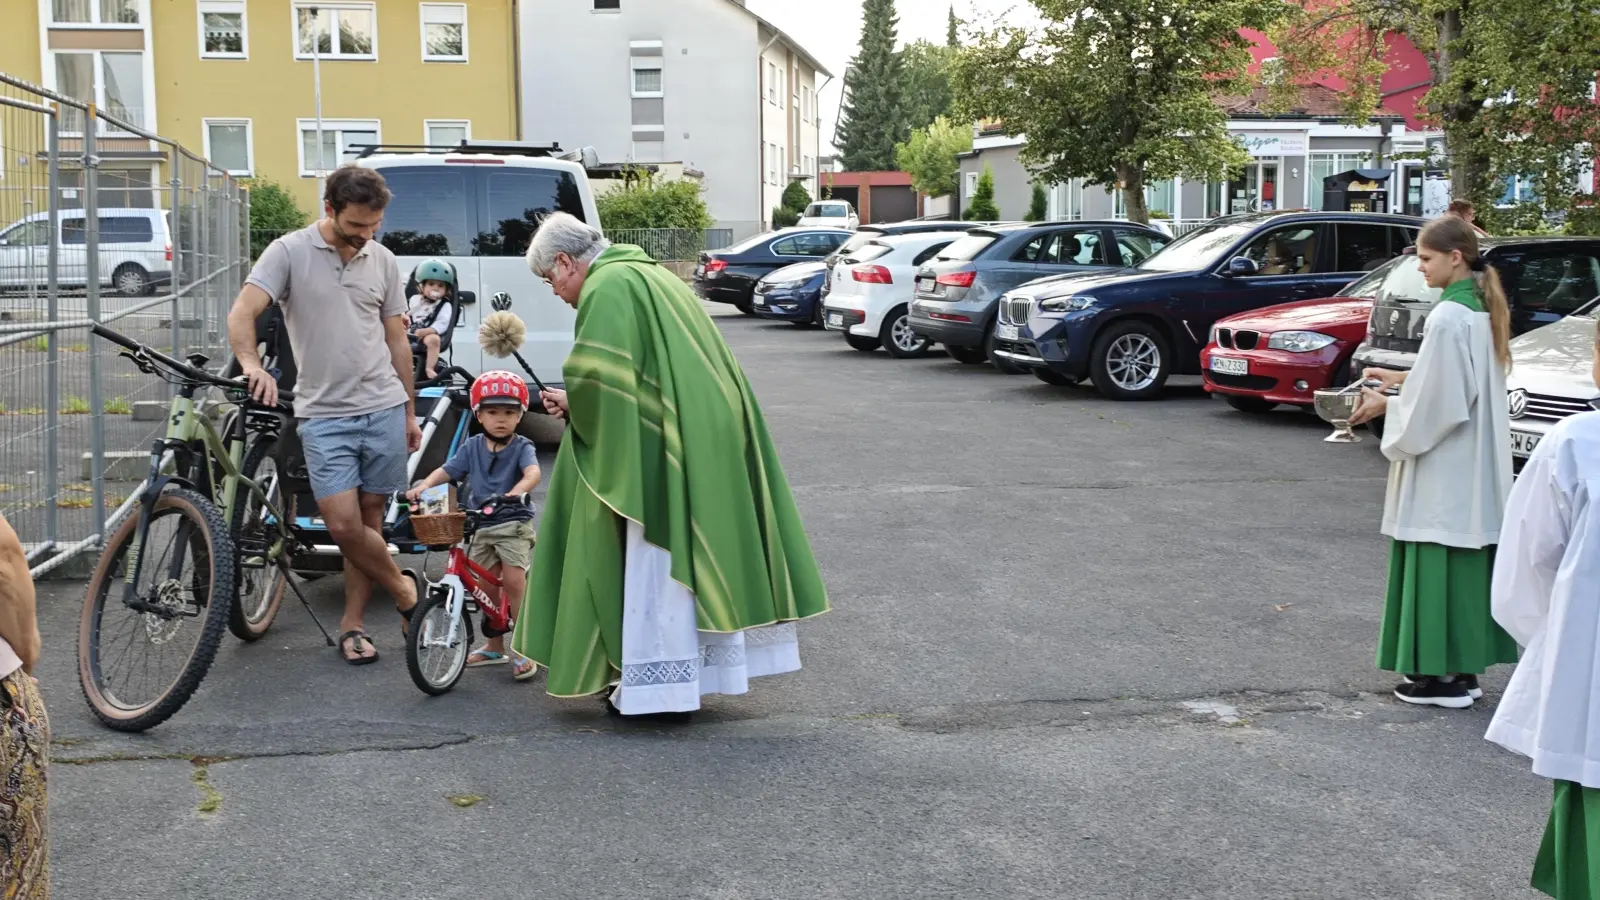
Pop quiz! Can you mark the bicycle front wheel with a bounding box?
[78,488,236,732]
[228,436,291,641]
[406,585,472,696]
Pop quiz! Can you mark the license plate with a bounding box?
[1511,430,1541,457]
[917,277,935,292]
[996,324,1019,341]
[1210,356,1249,376]
[827,313,844,327]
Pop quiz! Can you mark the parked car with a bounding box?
[361,142,602,379]
[797,200,859,231]
[750,261,828,325]
[1199,257,1395,412]
[693,227,853,313]
[998,211,1426,398]
[0,208,172,296]
[821,231,959,358]
[1503,301,1600,466]
[1349,235,1600,438]
[823,220,982,297]
[908,221,1169,371]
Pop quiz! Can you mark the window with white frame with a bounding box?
[767,63,777,105]
[297,119,380,175]
[1498,175,1538,206]
[768,144,778,184]
[420,3,466,61]
[294,3,377,60]
[203,118,253,175]
[1113,179,1175,218]
[53,51,145,133]
[1308,152,1375,209]
[631,61,662,97]
[199,1,247,57]
[425,119,469,148]
[52,0,139,24]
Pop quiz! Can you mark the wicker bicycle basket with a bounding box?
[409,511,466,547]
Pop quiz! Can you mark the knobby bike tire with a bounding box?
[78,488,236,733]
[406,586,472,696]
[227,436,291,642]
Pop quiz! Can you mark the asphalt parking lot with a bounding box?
[34,304,1547,899]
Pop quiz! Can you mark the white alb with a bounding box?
[1379,300,1512,547]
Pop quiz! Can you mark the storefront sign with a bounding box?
[1236,132,1308,158]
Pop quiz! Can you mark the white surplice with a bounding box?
[1379,300,1512,548]
[612,520,802,715]
[1485,410,1600,788]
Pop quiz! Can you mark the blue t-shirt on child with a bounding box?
[443,434,537,524]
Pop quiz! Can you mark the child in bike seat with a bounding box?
[407,371,541,680]
[406,258,455,380]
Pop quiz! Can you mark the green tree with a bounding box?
[898,40,956,134]
[895,116,973,198]
[952,0,1285,224]
[964,164,1000,220]
[836,0,906,171]
[947,4,960,47]
[772,206,801,229]
[245,179,308,261]
[1024,183,1048,222]
[781,180,813,213]
[595,175,713,231]
[1271,0,1600,219]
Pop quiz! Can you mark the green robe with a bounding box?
[511,244,830,698]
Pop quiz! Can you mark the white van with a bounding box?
[797,200,859,231]
[356,144,601,383]
[0,208,172,296]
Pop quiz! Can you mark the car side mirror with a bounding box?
[457,290,476,306]
[1224,257,1259,277]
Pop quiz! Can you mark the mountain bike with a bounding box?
[405,494,532,695]
[78,325,333,732]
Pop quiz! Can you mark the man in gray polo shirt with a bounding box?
[226,165,419,665]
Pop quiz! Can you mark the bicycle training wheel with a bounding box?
[406,585,473,696]
[228,436,292,641]
[78,488,236,732]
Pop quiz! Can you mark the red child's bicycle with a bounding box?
[404,494,531,695]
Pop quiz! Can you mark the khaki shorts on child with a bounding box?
[468,520,536,571]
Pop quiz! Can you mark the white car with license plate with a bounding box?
[1505,304,1600,465]
[822,232,959,358]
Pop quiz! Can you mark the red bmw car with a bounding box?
[1199,259,1391,413]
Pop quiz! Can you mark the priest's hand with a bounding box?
[1347,387,1388,426]
[1360,367,1407,393]
[540,388,569,418]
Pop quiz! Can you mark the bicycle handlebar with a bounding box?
[92,324,296,407]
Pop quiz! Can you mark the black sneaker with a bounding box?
[1458,674,1484,700]
[1394,677,1473,709]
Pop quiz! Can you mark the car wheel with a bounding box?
[986,324,1024,375]
[113,263,151,297]
[844,333,881,352]
[1033,370,1075,386]
[1223,394,1277,414]
[1088,320,1170,400]
[880,307,931,359]
[946,344,989,365]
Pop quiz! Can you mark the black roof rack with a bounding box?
[351,140,565,159]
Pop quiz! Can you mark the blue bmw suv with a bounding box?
[994,211,1426,399]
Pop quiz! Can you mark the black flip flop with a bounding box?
[338,630,379,666]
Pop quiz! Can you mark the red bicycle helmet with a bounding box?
[470,370,529,411]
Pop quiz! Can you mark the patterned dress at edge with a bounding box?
[0,668,49,899]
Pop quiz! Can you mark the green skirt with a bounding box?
[1374,540,1519,676]
[1534,780,1600,898]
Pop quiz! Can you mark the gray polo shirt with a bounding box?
[246,223,409,419]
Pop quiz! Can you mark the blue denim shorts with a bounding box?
[297,403,410,500]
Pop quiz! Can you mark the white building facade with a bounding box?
[517,0,829,239]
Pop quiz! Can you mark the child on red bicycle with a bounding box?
[407,370,541,680]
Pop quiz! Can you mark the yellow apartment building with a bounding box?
[2,0,520,216]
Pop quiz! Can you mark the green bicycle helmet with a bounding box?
[413,258,455,286]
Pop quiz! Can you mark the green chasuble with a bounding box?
[511,244,830,698]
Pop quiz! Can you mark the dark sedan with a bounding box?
[998,211,1426,399]
[750,261,828,326]
[693,227,853,313]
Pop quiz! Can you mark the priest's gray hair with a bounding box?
[526,212,610,277]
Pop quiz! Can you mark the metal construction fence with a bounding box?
[0,72,249,578]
